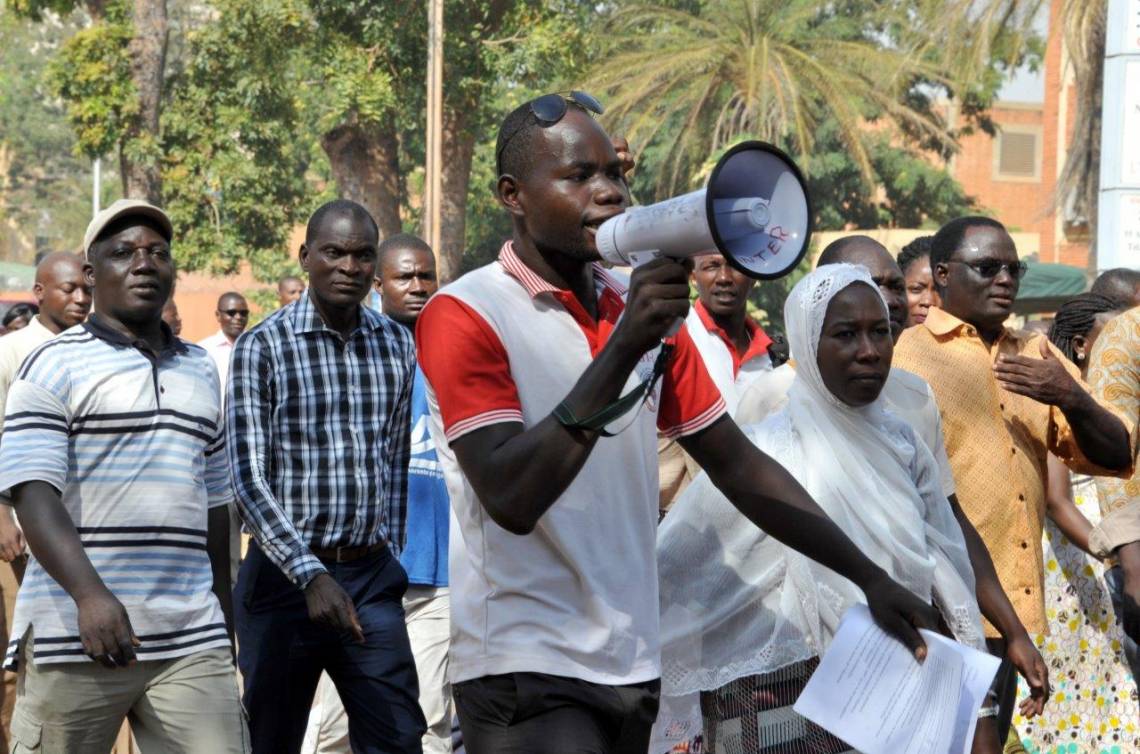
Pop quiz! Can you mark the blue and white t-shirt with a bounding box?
[0,317,232,668]
[398,367,449,587]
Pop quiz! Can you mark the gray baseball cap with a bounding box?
[83,199,173,257]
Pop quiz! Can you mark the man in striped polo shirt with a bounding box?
[0,199,248,753]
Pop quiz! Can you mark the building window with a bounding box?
[993,126,1042,182]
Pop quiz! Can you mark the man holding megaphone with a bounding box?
[415,92,938,754]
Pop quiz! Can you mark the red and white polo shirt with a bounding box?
[686,299,774,417]
[416,241,725,686]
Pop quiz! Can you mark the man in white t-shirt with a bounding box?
[198,291,251,586]
[198,292,250,394]
[738,236,1049,710]
[415,95,940,754]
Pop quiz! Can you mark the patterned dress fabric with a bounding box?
[1013,476,1140,753]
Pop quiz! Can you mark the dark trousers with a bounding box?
[453,671,660,754]
[1105,566,1140,683]
[235,542,426,754]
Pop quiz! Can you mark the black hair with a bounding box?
[277,274,303,287]
[897,236,934,275]
[1090,268,1140,308]
[817,235,888,267]
[1047,293,1122,363]
[929,216,1006,270]
[495,98,591,179]
[377,233,433,267]
[305,200,378,246]
[216,291,246,309]
[2,303,38,327]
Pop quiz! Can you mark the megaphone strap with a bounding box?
[553,343,674,437]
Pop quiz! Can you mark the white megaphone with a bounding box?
[596,140,812,280]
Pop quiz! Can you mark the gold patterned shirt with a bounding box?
[894,307,1128,636]
[1088,307,1140,558]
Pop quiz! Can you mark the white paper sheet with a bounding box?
[792,603,1001,754]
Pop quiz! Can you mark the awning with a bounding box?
[0,262,35,292]
[1013,260,1089,314]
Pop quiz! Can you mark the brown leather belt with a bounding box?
[310,541,387,563]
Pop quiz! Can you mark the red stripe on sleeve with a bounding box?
[657,321,728,438]
[415,295,523,442]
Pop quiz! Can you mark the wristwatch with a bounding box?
[977,705,1000,719]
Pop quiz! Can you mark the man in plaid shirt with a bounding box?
[227,199,426,754]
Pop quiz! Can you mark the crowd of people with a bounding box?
[0,92,1134,754]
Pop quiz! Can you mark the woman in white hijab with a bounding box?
[655,264,998,752]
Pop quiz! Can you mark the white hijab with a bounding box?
[657,263,984,697]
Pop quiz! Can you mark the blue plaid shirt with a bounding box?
[226,294,415,588]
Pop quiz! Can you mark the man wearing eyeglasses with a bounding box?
[199,292,251,397]
[416,92,947,754]
[893,215,1133,739]
[199,292,252,587]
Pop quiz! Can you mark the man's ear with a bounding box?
[497,174,525,219]
[32,281,45,306]
[933,261,950,290]
[83,262,95,290]
[299,243,311,273]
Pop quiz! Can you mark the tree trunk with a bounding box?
[437,104,476,283]
[123,0,167,203]
[320,113,403,239]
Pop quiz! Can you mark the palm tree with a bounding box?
[1055,0,1105,246]
[587,0,955,198]
[920,0,1105,256]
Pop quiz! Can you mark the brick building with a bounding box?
[944,0,1089,267]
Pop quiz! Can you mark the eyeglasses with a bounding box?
[946,259,1028,280]
[219,309,250,317]
[495,91,604,174]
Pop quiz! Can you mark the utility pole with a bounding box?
[424,0,444,262]
[1096,0,1140,270]
[92,158,102,218]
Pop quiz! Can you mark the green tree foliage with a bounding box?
[6,0,1041,287]
[800,120,979,231]
[0,9,108,261]
[47,14,135,160]
[160,0,315,280]
[588,0,953,199]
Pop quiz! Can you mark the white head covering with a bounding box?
[656,263,983,697]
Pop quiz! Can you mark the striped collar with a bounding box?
[497,240,628,301]
[289,290,386,336]
[84,314,186,357]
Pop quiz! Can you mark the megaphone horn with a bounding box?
[596,141,813,280]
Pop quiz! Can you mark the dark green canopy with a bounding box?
[1013,260,1089,314]
[0,261,35,291]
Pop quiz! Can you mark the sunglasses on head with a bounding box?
[945,259,1028,281]
[496,91,604,174]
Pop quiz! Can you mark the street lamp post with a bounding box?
[425,0,444,264]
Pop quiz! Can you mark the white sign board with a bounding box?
[1125,63,1140,185]
[1119,193,1140,262]
[1129,0,1140,53]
